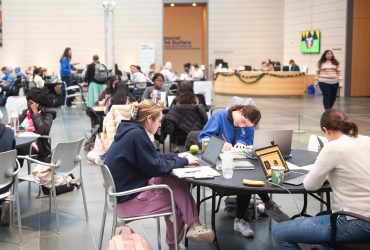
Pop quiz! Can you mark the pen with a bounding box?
[221,134,226,142]
[185,170,201,174]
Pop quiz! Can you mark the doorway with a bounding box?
[163,3,207,74]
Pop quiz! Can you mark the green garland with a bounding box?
[213,70,305,84]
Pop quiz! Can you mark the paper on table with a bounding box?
[17,132,40,137]
[286,161,315,171]
[172,166,221,178]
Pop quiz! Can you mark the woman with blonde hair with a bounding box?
[105,100,215,249]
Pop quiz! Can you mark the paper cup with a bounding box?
[271,166,285,186]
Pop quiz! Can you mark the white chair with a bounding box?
[63,81,85,106]
[98,164,178,250]
[0,150,22,245]
[17,138,88,233]
[307,135,327,152]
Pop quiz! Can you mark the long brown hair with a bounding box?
[227,105,261,126]
[176,81,197,105]
[59,47,71,62]
[320,109,358,137]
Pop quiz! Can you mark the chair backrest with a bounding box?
[193,81,213,106]
[307,135,328,152]
[51,138,84,174]
[99,164,117,209]
[0,150,17,189]
[184,130,201,150]
[227,96,256,109]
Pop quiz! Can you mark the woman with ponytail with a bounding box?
[105,100,215,249]
[273,109,370,249]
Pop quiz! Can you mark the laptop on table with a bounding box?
[255,145,307,186]
[246,129,293,160]
[185,136,224,168]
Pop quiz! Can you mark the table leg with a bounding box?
[211,190,221,250]
[326,191,331,210]
[291,193,310,219]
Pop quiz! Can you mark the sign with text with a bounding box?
[139,43,155,74]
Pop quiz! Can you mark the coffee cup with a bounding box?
[201,138,210,152]
[271,166,285,186]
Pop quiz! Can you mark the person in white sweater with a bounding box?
[273,109,370,250]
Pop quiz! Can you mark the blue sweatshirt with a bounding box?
[198,110,255,146]
[59,56,72,78]
[104,120,188,203]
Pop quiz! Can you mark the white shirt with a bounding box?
[304,135,370,217]
[33,75,45,88]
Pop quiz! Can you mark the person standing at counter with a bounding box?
[199,105,290,237]
[315,50,342,110]
[261,58,274,72]
[273,109,370,249]
[289,59,300,71]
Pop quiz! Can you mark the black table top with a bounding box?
[15,136,38,148]
[184,149,331,195]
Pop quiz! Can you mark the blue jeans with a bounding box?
[318,82,338,110]
[272,214,370,250]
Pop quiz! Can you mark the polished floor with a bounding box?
[0,93,370,250]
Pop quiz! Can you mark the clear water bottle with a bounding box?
[9,109,19,135]
[152,89,158,103]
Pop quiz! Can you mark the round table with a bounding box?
[15,136,38,149]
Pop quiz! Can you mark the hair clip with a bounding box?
[131,106,138,120]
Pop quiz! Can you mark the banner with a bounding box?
[139,43,155,74]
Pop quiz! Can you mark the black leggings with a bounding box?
[236,193,270,219]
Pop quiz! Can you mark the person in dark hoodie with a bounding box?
[104,100,215,250]
[18,88,56,162]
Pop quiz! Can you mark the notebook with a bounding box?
[246,129,293,160]
[255,145,307,186]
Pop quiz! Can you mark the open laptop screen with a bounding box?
[253,130,293,156]
[202,136,224,166]
[255,145,289,177]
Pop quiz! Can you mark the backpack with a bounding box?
[94,63,109,83]
[107,226,149,250]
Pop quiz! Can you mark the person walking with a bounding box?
[315,50,342,110]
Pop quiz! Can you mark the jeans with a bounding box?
[318,82,339,110]
[273,214,370,250]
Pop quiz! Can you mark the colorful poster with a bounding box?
[0,0,2,47]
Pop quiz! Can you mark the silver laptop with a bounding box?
[246,129,293,159]
[186,136,224,168]
[255,145,306,186]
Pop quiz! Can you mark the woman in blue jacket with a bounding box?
[199,105,289,238]
[105,100,215,249]
[59,47,77,106]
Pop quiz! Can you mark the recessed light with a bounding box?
[192,3,197,6]
[170,3,175,7]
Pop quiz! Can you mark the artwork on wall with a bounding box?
[0,0,2,47]
[300,30,320,54]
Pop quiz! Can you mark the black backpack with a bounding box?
[94,63,109,83]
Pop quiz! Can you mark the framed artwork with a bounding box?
[0,0,2,47]
[255,145,288,177]
[300,30,320,54]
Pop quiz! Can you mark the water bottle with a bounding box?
[9,109,19,135]
[152,89,158,103]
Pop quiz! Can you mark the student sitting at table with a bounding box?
[18,88,56,162]
[104,100,215,249]
[273,109,370,249]
[199,105,289,237]
[32,67,45,89]
[261,58,274,72]
[142,73,173,101]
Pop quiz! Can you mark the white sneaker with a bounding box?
[233,218,254,237]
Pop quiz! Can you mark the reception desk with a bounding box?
[213,71,313,96]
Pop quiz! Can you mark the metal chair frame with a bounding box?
[98,164,178,250]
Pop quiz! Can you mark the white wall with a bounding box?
[0,0,163,74]
[283,0,347,78]
[208,0,285,69]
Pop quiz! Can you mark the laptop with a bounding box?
[186,136,224,168]
[255,145,306,186]
[246,129,293,160]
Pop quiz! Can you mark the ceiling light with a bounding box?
[170,3,175,7]
[192,3,197,6]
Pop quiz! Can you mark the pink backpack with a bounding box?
[107,226,149,250]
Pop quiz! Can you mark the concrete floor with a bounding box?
[0,93,369,250]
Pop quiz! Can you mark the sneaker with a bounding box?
[265,202,290,222]
[234,218,254,237]
[186,224,215,243]
[0,201,10,226]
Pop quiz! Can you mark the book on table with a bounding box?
[172,166,221,178]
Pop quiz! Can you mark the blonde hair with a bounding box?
[131,100,163,125]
